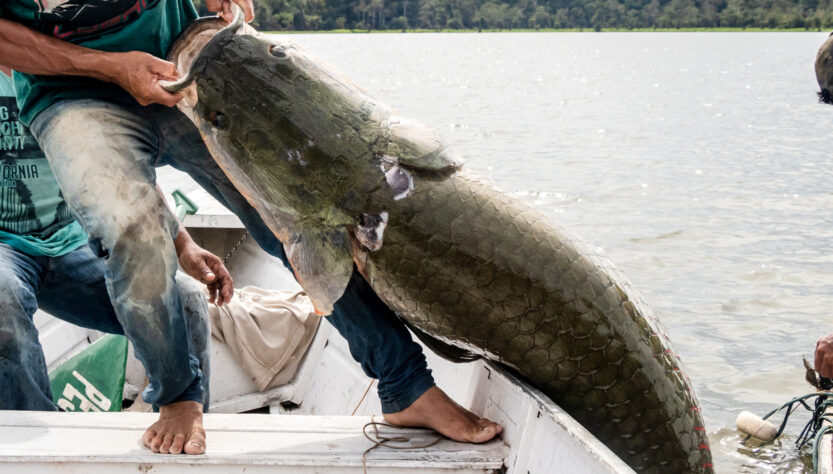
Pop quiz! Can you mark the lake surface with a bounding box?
[167,32,833,472]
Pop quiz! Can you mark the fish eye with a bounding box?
[268,44,286,59]
[209,111,229,129]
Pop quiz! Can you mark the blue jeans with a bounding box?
[30,99,434,413]
[0,242,210,411]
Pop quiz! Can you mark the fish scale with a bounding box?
[359,172,709,472]
[165,16,713,473]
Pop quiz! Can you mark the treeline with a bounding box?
[192,0,833,31]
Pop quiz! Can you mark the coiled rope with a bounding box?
[349,381,444,474]
[361,415,443,474]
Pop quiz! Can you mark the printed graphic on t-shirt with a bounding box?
[34,0,161,41]
[0,95,73,236]
[0,97,40,158]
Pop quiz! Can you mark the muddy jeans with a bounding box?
[0,242,210,411]
[30,99,434,413]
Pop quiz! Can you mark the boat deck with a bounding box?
[0,411,506,473]
[6,170,633,474]
[159,170,244,228]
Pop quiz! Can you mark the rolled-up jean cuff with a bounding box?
[379,375,435,414]
[151,375,205,412]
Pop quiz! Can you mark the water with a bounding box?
[177,32,833,471]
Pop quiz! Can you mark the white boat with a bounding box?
[0,179,634,474]
[820,414,833,474]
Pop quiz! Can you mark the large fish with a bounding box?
[162,12,713,473]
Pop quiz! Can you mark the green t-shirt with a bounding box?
[0,73,88,257]
[0,0,198,126]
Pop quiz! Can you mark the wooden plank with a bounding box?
[5,464,493,474]
[0,411,505,472]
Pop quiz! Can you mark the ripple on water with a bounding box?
[715,429,813,473]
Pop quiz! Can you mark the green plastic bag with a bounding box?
[49,334,129,412]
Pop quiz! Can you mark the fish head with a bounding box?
[167,20,390,314]
[165,19,463,313]
[171,23,393,225]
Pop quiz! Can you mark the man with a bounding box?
[814,34,833,379]
[816,32,833,105]
[0,65,229,454]
[0,0,502,456]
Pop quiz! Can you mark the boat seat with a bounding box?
[0,411,507,473]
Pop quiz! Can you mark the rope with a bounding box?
[222,231,248,264]
[815,424,833,472]
[756,392,829,441]
[361,415,443,474]
[748,390,833,471]
[351,380,442,473]
[351,379,375,416]
[804,395,833,472]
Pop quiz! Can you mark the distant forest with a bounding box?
[193,0,833,31]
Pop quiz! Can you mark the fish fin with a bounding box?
[286,226,354,316]
[384,119,465,176]
[403,320,481,363]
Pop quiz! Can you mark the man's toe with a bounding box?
[170,433,186,455]
[469,420,502,443]
[471,426,495,443]
[478,418,502,432]
[151,434,164,453]
[160,434,174,454]
[142,429,157,448]
[184,429,206,455]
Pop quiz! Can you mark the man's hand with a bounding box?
[176,239,234,307]
[109,51,182,107]
[815,332,833,379]
[0,19,182,107]
[206,0,255,23]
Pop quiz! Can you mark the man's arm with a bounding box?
[0,0,254,107]
[155,185,234,306]
[816,332,833,379]
[0,18,182,106]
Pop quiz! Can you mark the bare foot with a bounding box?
[141,400,206,455]
[383,386,502,443]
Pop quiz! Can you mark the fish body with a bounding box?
[167,17,713,472]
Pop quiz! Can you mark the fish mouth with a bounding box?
[160,5,249,96]
[166,18,228,89]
